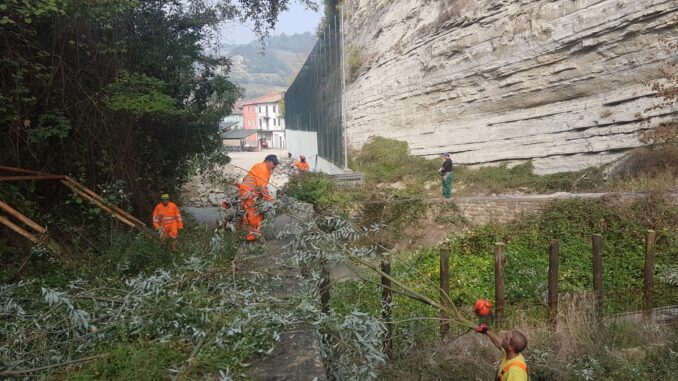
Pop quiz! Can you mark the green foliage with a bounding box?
[316,0,339,36]
[455,162,605,194]
[283,172,348,211]
[102,72,180,117]
[28,111,72,143]
[1,222,293,380]
[350,136,439,185]
[332,196,678,354]
[277,98,285,117]
[0,0,303,220]
[66,342,184,381]
[347,47,362,81]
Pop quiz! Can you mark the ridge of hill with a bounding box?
[217,33,317,98]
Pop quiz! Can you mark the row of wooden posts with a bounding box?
[374,230,658,343]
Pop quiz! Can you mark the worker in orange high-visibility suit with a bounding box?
[152,194,183,251]
[238,154,279,241]
[293,155,310,173]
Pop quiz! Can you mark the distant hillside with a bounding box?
[217,33,317,99]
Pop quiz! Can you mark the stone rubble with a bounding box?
[180,157,295,207]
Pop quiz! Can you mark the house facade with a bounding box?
[220,100,244,132]
[241,92,286,149]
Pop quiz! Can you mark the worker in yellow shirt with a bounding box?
[152,194,183,251]
[475,324,528,381]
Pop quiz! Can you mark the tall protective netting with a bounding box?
[285,15,344,168]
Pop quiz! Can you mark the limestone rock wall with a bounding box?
[342,0,678,173]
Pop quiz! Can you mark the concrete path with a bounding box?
[184,200,327,380]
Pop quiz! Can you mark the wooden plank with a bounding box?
[381,257,393,352]
[439,247,450,338]
[494,242,506,327]
[548,239,560,329]
[0,215,39,243]
[0,201,47,234]
[643,230,656,321]
[592,234,604,321]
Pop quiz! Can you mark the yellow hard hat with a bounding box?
[160,194,170,200]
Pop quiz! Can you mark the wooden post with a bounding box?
[319,259,332,315]
[381,257,393,352]
[548,239,559,329]
[439,247,450,338]
[643,230,656,321]
[495,243,506,327]
[592,234,604,321]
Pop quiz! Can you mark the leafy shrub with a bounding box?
[333,196,678,338]
[282,172,348,211]
[455,162,604,194]
[347,47,362,81]
[66,343,184,381]
[350,136,439,185]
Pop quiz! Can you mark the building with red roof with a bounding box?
[241,91,286,149]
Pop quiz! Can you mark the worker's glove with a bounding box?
[474,323,489,334]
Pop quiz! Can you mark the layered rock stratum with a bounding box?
[342,0,677,173]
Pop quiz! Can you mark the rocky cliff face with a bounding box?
[342,0,677,173]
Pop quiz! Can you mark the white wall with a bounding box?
[256,102,285,131]
[286,129,344,174]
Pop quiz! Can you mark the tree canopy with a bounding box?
[0,0,308,216]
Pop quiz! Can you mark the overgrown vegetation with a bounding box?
[0,0,313,222]
[382,301,678,381]
[327,195,678,380]
[350,137,439,185]
[455,162,605,194]
[283,172,349,212]
[347,47,363,82]
[0,221,304,380]
[349,136,678,196]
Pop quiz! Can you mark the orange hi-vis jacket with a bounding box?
[294,160,310,172]
[152,202,183,238]
[239,162,272,201]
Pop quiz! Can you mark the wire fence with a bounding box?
[284,14,344,168]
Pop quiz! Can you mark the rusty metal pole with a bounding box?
[495,242,506,327]
[592,234,604,321]
[60,180,137,228]
[548,239,560,329]
[0,215,39,243]
[439,247,450,338]
[0,201,47,234]
[643,230,656,321]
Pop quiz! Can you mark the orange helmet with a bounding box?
[474,298,492,316]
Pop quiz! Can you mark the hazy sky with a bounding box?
[219,2,322,45]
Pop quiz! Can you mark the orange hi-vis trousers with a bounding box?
[152,202,183,239]
[239,162,272,241]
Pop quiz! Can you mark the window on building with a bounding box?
[273,105,277,113]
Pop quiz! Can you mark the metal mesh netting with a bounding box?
[284,15,344,168]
